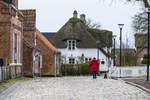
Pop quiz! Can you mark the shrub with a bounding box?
[122,52,137,66]
[61,63,91,76]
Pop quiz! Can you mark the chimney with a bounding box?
[73,10,78,18]
[80,14,86,23]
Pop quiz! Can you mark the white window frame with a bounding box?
[67,40,76,50]
[10,32,22,66]
[69,58,75,64]
[17,33,20,63]
[13,32,15,63]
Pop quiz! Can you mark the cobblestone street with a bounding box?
[0,76,150,100]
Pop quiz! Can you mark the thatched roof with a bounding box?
[135,33,148,48]
[51,17,112,48]
[51,17,97,48]
[87,28,112,48]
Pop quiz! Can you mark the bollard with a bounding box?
[104,73,107,79]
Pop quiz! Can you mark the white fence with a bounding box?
[0,66,10,81]
[109,66,150,77]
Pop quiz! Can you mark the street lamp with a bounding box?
[146,7,150,81]
[118,24,124,66]
[113,35,117,66]
[96,40,101,61]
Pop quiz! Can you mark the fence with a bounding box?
[0,66,10,81]
[109,66,150,77]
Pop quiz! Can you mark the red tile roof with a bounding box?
[36,29,60,53]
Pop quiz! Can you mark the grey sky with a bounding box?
[19,0,142,48]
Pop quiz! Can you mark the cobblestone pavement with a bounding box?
[0,76,150,100]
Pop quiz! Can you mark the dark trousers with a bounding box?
[92,71,96,79]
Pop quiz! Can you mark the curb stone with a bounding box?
[124,81,150,94]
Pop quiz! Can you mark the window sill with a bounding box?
[9,63,22,66]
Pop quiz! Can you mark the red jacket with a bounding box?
[89,60,99,72]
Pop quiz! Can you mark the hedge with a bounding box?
[61,63,91,76]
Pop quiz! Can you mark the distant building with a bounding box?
[112,48,136,66]
[135,33,148,65]
[43,10,113,72]
[0,0,23,78]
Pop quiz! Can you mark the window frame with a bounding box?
[67,40,76,50]
[69,58,75,64]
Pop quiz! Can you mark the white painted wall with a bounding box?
[58,48,113,72]
[109,66,150,77]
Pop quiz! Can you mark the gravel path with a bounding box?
[0,76,150,100]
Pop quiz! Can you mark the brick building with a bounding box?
[0,0,23,78]
[21,9,61,76]
[135,33,149,65]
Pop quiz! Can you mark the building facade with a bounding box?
[135,33,148,65]
[21,9,61,76]
[0,0,23,78]
[44,11,113,72]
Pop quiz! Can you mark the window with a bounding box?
[101,61,105,64]
[17,33,20,63]
[13,32,15,63]
[69,58,75,64]
[68,40,76,50]
[85,58,88,62]
[89,58,92,61]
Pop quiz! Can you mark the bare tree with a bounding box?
[86,18,101,29]
[101,0,149,7]
[132,9,147,33]
[126,0,149,7]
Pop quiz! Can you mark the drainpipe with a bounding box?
[40,54,42,77]
[54,52,57,77]
[9,4,13,78]
[21,21,24,76]
[32,50,35,77]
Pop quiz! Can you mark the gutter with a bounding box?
[11,5,24,17]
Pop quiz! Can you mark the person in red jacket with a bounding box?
[89,57,99,79]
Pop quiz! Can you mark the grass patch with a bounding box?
[0,77,32,86]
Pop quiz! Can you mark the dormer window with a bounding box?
[68,40,76,50]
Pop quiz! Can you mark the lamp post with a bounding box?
[146,7,150,81]
[118,24,124,66]
[113,35,117,66]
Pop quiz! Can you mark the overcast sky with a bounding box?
[19,0,142,48]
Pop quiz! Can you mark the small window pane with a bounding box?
[89,58,91,61]
[85,58,88,62]
[101,61,105,64]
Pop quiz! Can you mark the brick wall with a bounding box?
[136,48,148,65]
[0,1,23,78]
[23,41,33,76]
[36,31,55,75]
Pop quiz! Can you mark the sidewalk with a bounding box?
[123,78,150,94]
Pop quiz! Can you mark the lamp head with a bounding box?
[118,24,124,29]
[146,7,150,13]
[113,35,117,38]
